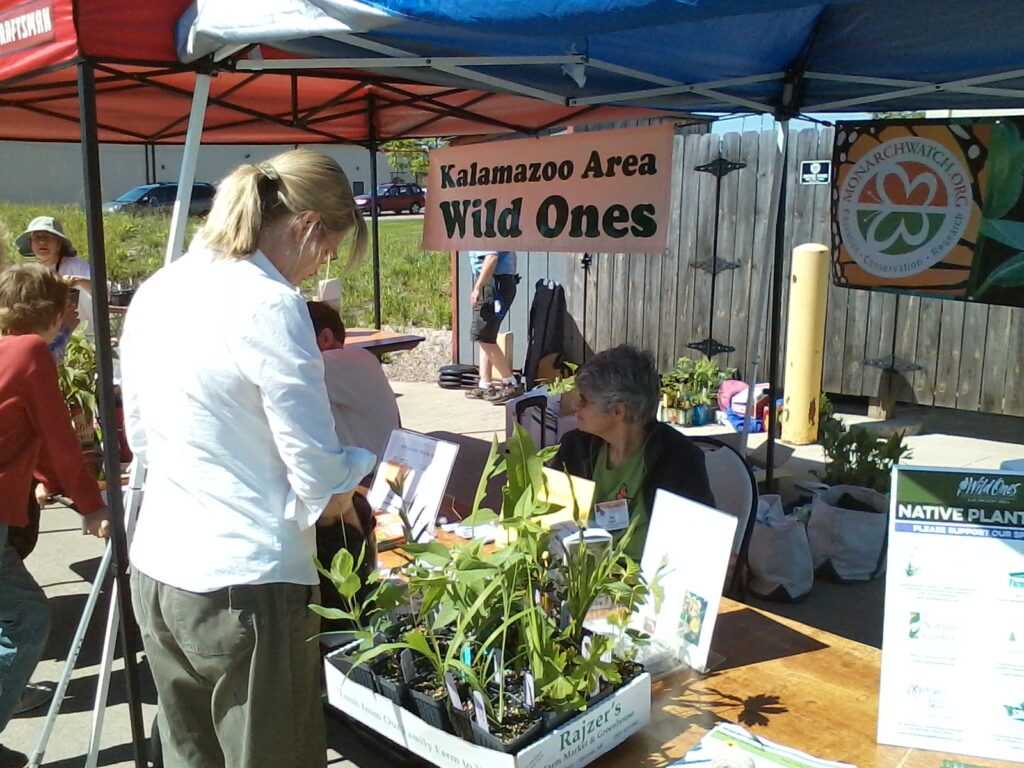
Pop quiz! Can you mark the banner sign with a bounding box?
[832,119,1024,309]
[0,0,55,57]
[878,466,1024,763]
[423,124,674,253]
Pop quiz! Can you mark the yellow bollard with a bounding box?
[781,243,830,445]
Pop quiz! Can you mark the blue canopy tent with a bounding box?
[176,0,1024,481]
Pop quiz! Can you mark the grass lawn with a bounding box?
[0,205,451,330]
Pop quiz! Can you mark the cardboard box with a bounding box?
[325,647,651,768]
[324,655,408,748]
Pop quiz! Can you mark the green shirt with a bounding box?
[592,442,649,561]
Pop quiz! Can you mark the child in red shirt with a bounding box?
[0,263,110,766]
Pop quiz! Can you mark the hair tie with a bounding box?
[255,162,280,182]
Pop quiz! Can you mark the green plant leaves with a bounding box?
[974,250,1024,297]
[983,121,1024,221]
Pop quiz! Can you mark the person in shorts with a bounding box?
[465,249,522,404]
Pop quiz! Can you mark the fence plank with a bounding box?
[933,300,966,409]
[841,288,870,395]
[979,304,1013,414]
[912,297,942,406]
[626,252,646,347]
[723,130,761,375]
[687,133,720,359]
[891,294,922,404]
[779,129,819,378]
[1004,308,1024,416]
[956,302,989,412]
[744,129,779,384]
[610,251,630,346]
[671,132,706,369]
[658,134,688,371]
[712,131,743,368]
[861,292,897,398]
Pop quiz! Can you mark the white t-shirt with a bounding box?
[57,255,94,334]
[322,347,401,463]
[120,247,375,592]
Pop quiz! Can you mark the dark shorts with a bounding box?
[471,274,518,344]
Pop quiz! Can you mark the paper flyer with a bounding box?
[639,489,737,673]
[366,429,459,543]
[878,466,1024,763]
[674,722,854,767]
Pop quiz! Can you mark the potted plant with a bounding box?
[57,330,98,447]
[319,424,657,753]
[808,397,912,581]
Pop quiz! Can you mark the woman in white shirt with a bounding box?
[16,216,92,352]
[120,150,374,768]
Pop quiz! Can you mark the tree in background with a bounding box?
[382,138,447,183]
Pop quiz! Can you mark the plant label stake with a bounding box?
[444,672,465,711]
[399,649,416,683]
[523,671,536,708]
[462,646,473,667]
[471,690,489,731]
[492,649,503,685]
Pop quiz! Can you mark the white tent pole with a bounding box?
[165,73,210,264]
[739,119,789,456]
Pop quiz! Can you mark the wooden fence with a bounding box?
[564,127,1024,417]
[457,126,1024,417]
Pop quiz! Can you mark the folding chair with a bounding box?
[692,435,758,598]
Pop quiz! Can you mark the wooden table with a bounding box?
[346,328,426,359]
[595,598,1018,768]
[379,536,1016,767]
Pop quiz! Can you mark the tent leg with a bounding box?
[165,73,211,264]
[739,121,789,460]
[763,120,792,490]
[369,140,382,329]
[75,60,149,768]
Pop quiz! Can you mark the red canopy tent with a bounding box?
[0,3,684,765]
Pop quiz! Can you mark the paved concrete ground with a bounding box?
[3,384,1022,766]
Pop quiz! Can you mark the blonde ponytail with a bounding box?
[199,150,367,266]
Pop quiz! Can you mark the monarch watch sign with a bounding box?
[832,119,1024,309]
[422,124,674,253]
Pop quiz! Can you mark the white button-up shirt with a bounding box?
[121,246,375,592]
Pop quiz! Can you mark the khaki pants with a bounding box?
[131,570,325,768]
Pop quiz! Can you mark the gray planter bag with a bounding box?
[747,495,814,602]
[807,485,889,582]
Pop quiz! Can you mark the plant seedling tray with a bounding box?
[325,647,651,768]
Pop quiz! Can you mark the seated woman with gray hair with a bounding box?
[550,345,714,560]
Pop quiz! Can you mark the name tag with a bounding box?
[592,498,630,532]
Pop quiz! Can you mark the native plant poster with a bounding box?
[832,119,1024,308]
[878,466,1024,762]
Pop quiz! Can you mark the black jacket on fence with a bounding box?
[550,422,716,517]
[523,280,566,391]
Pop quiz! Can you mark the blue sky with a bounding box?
[709,112,871,134]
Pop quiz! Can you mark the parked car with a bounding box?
[103,182,216,216]
[354,183,425,215]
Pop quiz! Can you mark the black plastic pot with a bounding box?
[408,673,451,731]
[540,707,574,733]
[618,660,645,686]
[329,649,375,689]
[469,705,543,754]
[451,707,475,741]
[587,683,614,708]
[373,661,409,706]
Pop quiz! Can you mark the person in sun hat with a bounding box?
[16,216,91,358]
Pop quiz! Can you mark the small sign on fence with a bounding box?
[800,160,831,184]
